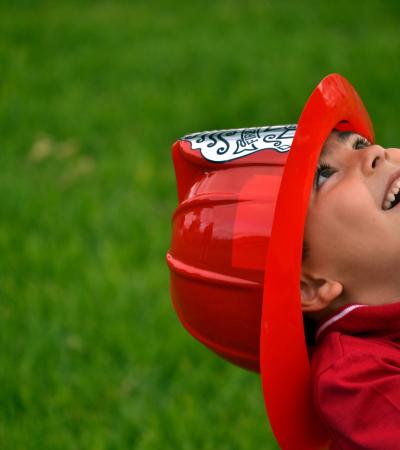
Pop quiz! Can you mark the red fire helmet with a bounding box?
[166,74,374,450]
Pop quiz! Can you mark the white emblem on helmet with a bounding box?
[183,124,296,162]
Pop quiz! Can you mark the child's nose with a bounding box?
[360,144,388,175]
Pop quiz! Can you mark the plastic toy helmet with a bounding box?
[166,74,374,450]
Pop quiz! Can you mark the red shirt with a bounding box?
[311,302,400,450]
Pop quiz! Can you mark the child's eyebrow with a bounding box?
[336,130,356,143]
[319,131,356,160]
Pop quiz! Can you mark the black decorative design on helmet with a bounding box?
[183,124,297,162]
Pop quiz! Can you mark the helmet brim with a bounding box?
[260,74,374,450]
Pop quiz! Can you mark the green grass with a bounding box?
[1,0,400,448]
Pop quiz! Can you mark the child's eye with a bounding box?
[314,163,336,191]
[353,136,371,150]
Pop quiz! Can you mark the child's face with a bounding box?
[302,131,400,306]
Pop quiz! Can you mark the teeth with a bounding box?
[388,192,396,202]
[384,200,392,210]
[383,176,400,209]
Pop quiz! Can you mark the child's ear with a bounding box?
[300,273,343,312]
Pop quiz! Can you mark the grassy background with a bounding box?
[1,1,400,448]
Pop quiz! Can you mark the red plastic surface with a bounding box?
[167,138,288,371]
[261,74,374,449]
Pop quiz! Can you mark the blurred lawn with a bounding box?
[1,1,400,449]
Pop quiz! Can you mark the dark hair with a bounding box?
[303,315,317,349]
[301,239,316,348]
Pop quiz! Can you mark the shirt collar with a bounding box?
[315,300,400,342]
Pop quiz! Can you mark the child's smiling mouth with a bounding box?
[382,170,400,210]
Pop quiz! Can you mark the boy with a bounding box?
[301,129,400,449]
[168,74,389,449]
